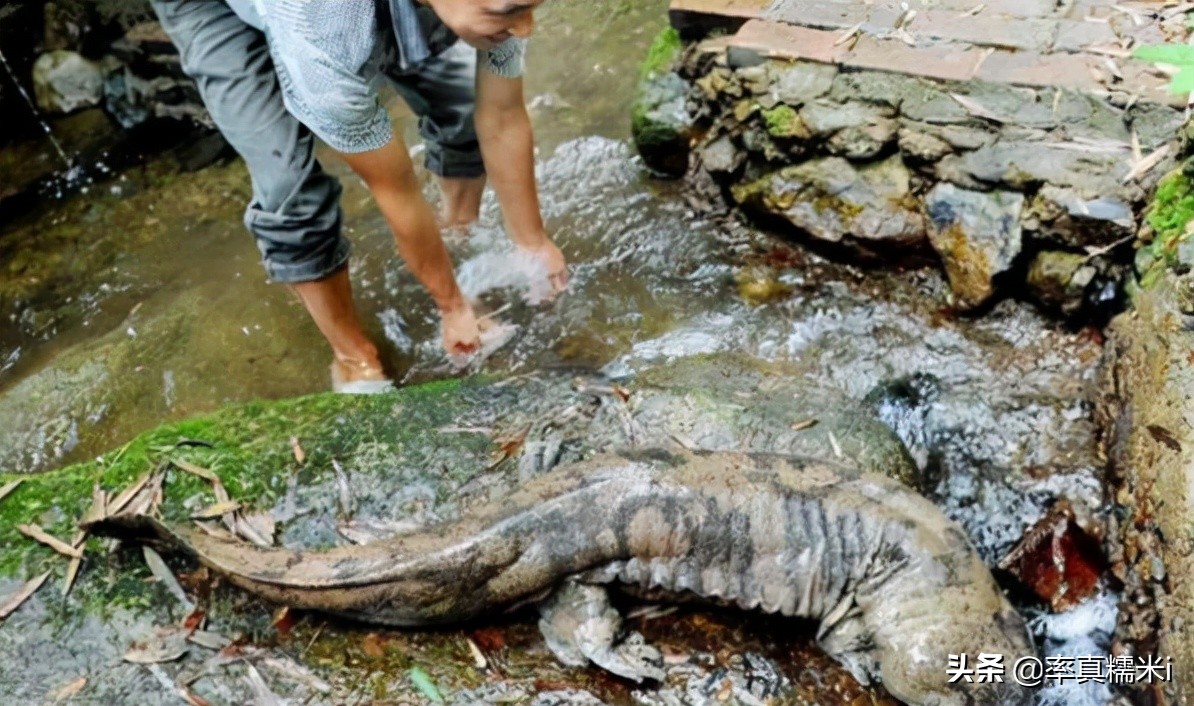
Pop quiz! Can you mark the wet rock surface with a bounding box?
[645,0,1188,317]
[732,155,926,251]
[31,50,103,114]
[1100,274,1194,704]
[924,183,1024,309]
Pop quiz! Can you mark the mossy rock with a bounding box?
[1137,165,1194,289]
[0,355,920,704]
[632,28,693,178]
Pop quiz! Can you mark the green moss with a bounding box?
[0,378,468,581]
[632,102,680,148]
[762,105,801,139]
[640,26,682,80]
[1139,168,1194,288]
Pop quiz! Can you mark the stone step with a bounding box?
[672,0,1189,107]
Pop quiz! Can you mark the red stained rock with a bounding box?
[999,499,1108,612]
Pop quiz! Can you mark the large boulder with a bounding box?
[731,155,926,251]
[31,50,103,114]
[925,183,1024,309]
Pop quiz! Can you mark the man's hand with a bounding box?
[339,139,473,358]
[441,300,481,358]
[519,240,569,296]
[474,56,568,298]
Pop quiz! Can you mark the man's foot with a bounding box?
[439,175,486,228]
[330,358,394,395]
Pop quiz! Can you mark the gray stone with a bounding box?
[731,156,926,248]
[828,118,898,160]
[1026,250,1097,315]
[933,154,991,190]
[738,65,771,96]
[701,134,743,174]
[957,84,1057,129]
[799,99,896,136]
[1025,185,1136,248]
[1131,103,1187,152]
[31,50,103,114]
[924,183,1025,309]
[956,141,1125,190]
[898,127,953,162]
[770,61,838,105]
[1178,238,1194,270]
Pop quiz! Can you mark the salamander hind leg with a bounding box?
[537,580,665,683]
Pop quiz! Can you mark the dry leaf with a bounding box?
[192,520,238,541]
[237,512,276,547]
[62,530,87,597]
[1147,424,1182,452]
[50,676,86,702]
[362,632,388,657]
[107,472,152,516]
[290,436,306,465]
[0,479,22,505]
[1123,144,1171,183]
[333,460,353,517]
[950,93,1008,122]
[178,686,213,706]
[828,431,843,458]
[191,501,241,520]
[466,638,488,669]
[172,459,219,484]
[488,424,532,470]
[244,663,285,706]
[63,556,83,598]
[182,609,206,632]
[122,473,164,518]
[272,606,296,637]
[18,525,83,558]
[80,484,106,526]
[0,571,50,620]
[188,630,232,651]
[259,657,332,694]
[143,546,193,611]
[212,481,231,504]
[123,626,190,664]
[470,627,505,652]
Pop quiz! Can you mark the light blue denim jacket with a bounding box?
[227,0,526,153]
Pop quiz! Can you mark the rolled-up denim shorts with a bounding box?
[150,0,484,283]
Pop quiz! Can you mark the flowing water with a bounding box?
[0,1,1119,704]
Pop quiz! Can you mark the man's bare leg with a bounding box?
[289,266,387,384]
[439,175,487,228]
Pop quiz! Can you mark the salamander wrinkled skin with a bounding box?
[90,448,1034,706]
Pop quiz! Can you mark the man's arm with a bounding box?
[474,58,568,291]
[339,140,480,356]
